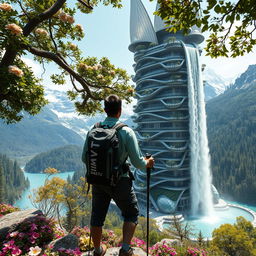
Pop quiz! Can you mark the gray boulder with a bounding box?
[160,238,181,247]
[0,209,42,241]
[50,233,79,251]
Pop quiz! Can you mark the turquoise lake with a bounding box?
[14,171,74,210]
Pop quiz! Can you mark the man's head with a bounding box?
[104,94,122,117]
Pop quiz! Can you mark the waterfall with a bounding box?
[184,44,214,216]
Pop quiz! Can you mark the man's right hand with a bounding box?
[145,156,154,169]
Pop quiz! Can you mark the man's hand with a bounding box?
[145,156,154,169]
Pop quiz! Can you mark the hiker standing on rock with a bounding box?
[82,94,154,256]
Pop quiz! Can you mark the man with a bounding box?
[82,94,154,256]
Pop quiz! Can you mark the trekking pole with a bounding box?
[145,153,152,256]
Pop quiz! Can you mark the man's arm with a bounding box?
[126,128,154,170]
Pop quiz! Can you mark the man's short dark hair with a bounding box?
[104,95,122,116]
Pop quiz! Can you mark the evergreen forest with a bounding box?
[207,81,256,204]
[0,154,29,204]
[24,145,84,173]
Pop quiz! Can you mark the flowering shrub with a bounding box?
[71,226,90,238]
[186,247,208,256]
[130,237,146,250]
[5,23,23,35]
[0,204,19,217]
[150,241,177,256]
[101,229,118,248]
[0,215,58,255]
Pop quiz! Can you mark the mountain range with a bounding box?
[0,66,242,168]
[207,64,256,204]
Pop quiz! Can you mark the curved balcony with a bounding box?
[134,56,184,71]
[133,112,189,122]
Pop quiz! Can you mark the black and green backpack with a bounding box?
[86,122,127,187]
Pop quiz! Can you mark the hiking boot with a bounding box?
[118,247,139,256]
[93,245,107,256]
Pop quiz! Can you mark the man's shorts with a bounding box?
[90,177,139,226]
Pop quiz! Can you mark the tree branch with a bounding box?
[77,0,93,10]
[25,45,100,100]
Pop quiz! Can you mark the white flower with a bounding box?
[28,246,42,256]
[5,23,23,35]
[8,65,24,77]
[0,3,12,11]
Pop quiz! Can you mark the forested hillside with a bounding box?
[25,145,84,173]
[207,65,256,204]
[0,154,29,204]
[0,107,83,164]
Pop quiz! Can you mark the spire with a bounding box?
[129,0,158,52]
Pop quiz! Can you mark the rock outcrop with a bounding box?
[0,209,42,241]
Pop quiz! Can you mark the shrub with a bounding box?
[150,241,177,256]
[0,204,19,217]
[0,214,63,255]
[186,247,208,256]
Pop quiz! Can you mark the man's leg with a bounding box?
[112,178,139,255]
[121,221,137,251]
[90,185,111,256]
[123,221,136,244]
[91,226,103,249]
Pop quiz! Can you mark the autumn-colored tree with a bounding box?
[155,0,256,58]
[0,0,133,123]
[30,167,91,231]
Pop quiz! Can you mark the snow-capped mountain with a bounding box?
[45,89,136,137]
[203,67,232,101]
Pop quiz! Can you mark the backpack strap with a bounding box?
[111,122,127,131]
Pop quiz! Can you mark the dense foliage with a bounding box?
[0,154,29,204]
[155,0,256,57]
[0,0,133,123]
[25,145,83,173]
[207,68,256,204]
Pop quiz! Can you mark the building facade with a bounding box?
[129,0,205,214]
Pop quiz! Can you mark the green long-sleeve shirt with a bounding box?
[82,117,147,177]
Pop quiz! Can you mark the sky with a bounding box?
[27,0,256,90]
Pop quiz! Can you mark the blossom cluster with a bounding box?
[35,28,49,37]
[186,247,208,256]
[59,12,75,24]
[5,23,23,35]
[8,65,24,77]
[130,237,145,250]
[0,215,56,255]
[0,204,19,217]
[150,241,177,256]
[0,3,12,11]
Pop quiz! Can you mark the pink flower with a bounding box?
[11,247,22,256]
[28,246,42,256]
[66,15,75,24]
[59,11,68,22]
[35,28,48,36]
[8,65,24,77]
[0,3,12,11]
[5,23,23,35]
